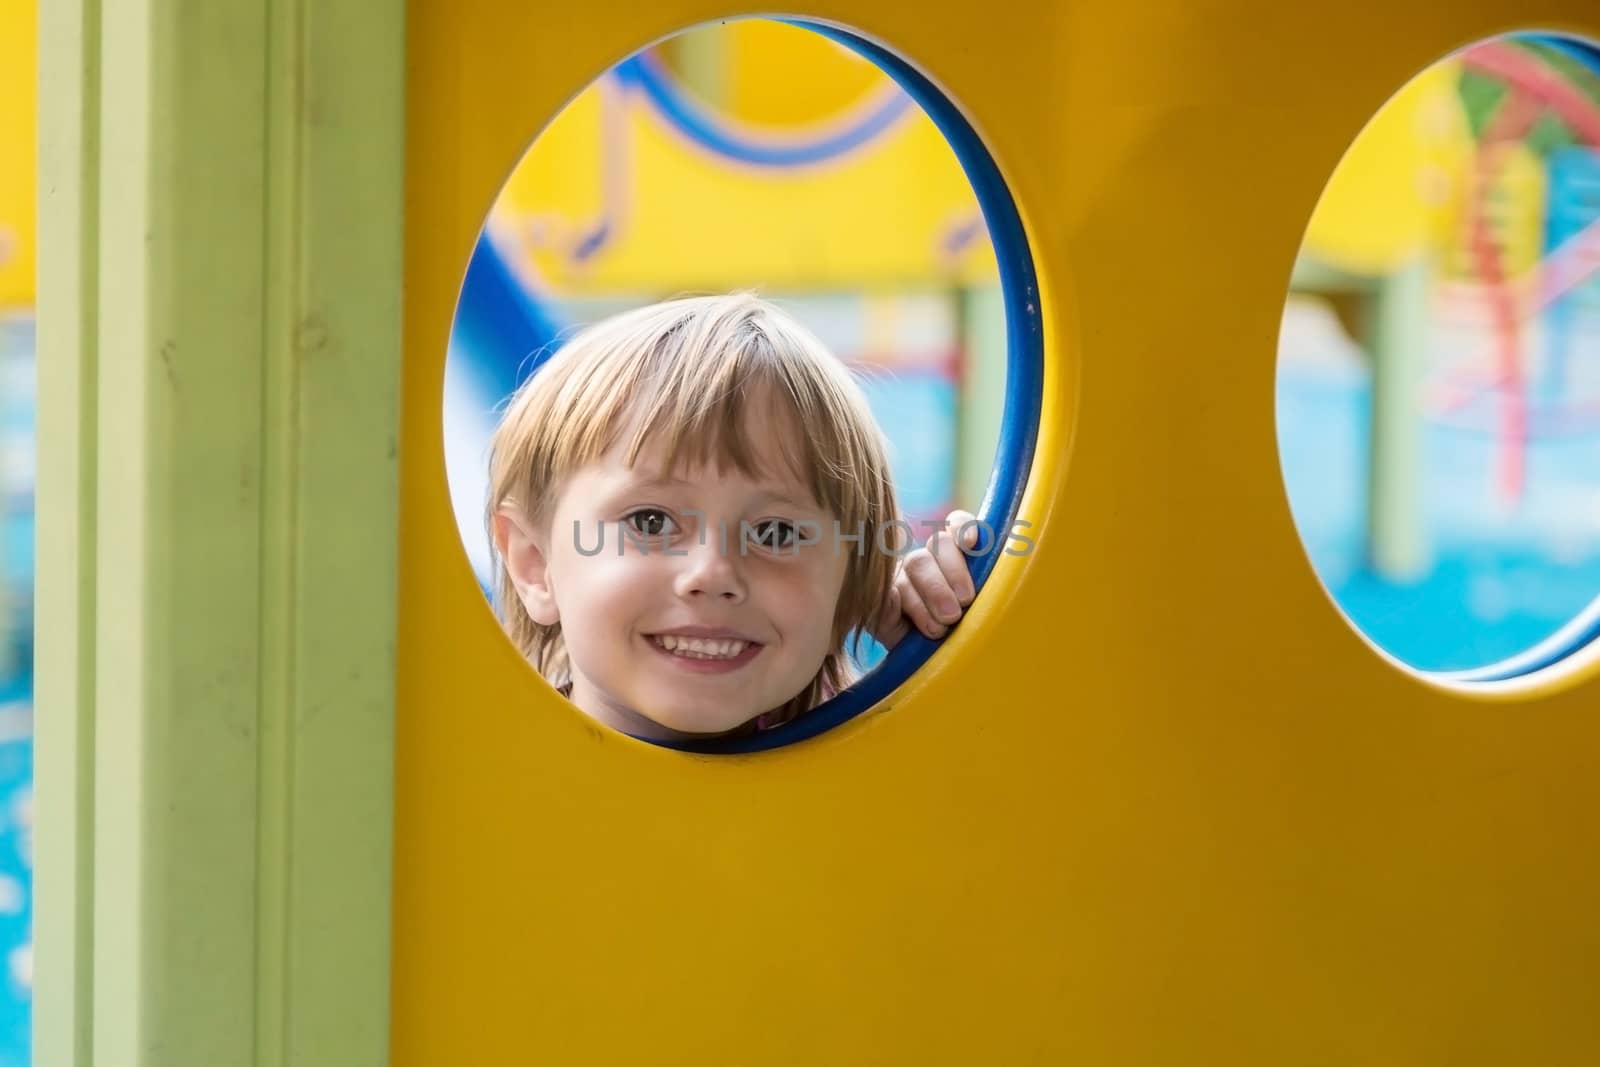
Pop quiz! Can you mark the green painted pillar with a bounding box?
[958,284,1006,511]
[35,1,404,1064]
[1366,256,1432,583]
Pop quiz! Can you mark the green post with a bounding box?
[35,1,404,1064]
[1366,256,1432,582]
[34,0,100,1061]
[958,284,1006,511]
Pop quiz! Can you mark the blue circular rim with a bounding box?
[658,20,1044,754]
[615,50,915,168]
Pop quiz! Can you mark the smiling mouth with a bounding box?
[647,634,759,661]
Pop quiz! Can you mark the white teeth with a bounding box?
[654,635,749,659]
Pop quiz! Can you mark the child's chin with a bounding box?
[644,704,761,740]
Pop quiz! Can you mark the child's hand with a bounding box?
[869,509,981,651]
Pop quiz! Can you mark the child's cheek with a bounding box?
[580,551,660,610]
[756,551,845,620]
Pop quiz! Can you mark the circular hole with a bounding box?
[443,18,1042,751]
[1280,31,1600,684]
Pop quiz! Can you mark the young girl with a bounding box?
[488,293,979,743]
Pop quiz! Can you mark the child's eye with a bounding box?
[749,519,798,551]
[625,508,679,537]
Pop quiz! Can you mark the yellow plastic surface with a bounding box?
[395,3,1600,1062]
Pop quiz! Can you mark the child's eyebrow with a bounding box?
[621,473,820,511]
[749,487,818,510]
[625,473,693,491]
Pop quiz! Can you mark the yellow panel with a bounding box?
[1302,62,1471,273]
[0,0,36,309]
[398,4,1600,1063]
[719,20,882,125]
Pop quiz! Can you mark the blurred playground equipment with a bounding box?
[1283,35,1600,672]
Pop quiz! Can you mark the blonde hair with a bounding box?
[487,292,903,728]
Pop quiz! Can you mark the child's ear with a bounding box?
[493,508,560,626]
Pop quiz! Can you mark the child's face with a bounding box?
[500,408,851,741]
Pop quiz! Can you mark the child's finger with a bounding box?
[925,512,978,605]
[949,508,981,549]
[895,569,947,638]
[903,550,962,625]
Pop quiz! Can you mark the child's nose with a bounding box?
[673,537,747,603]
